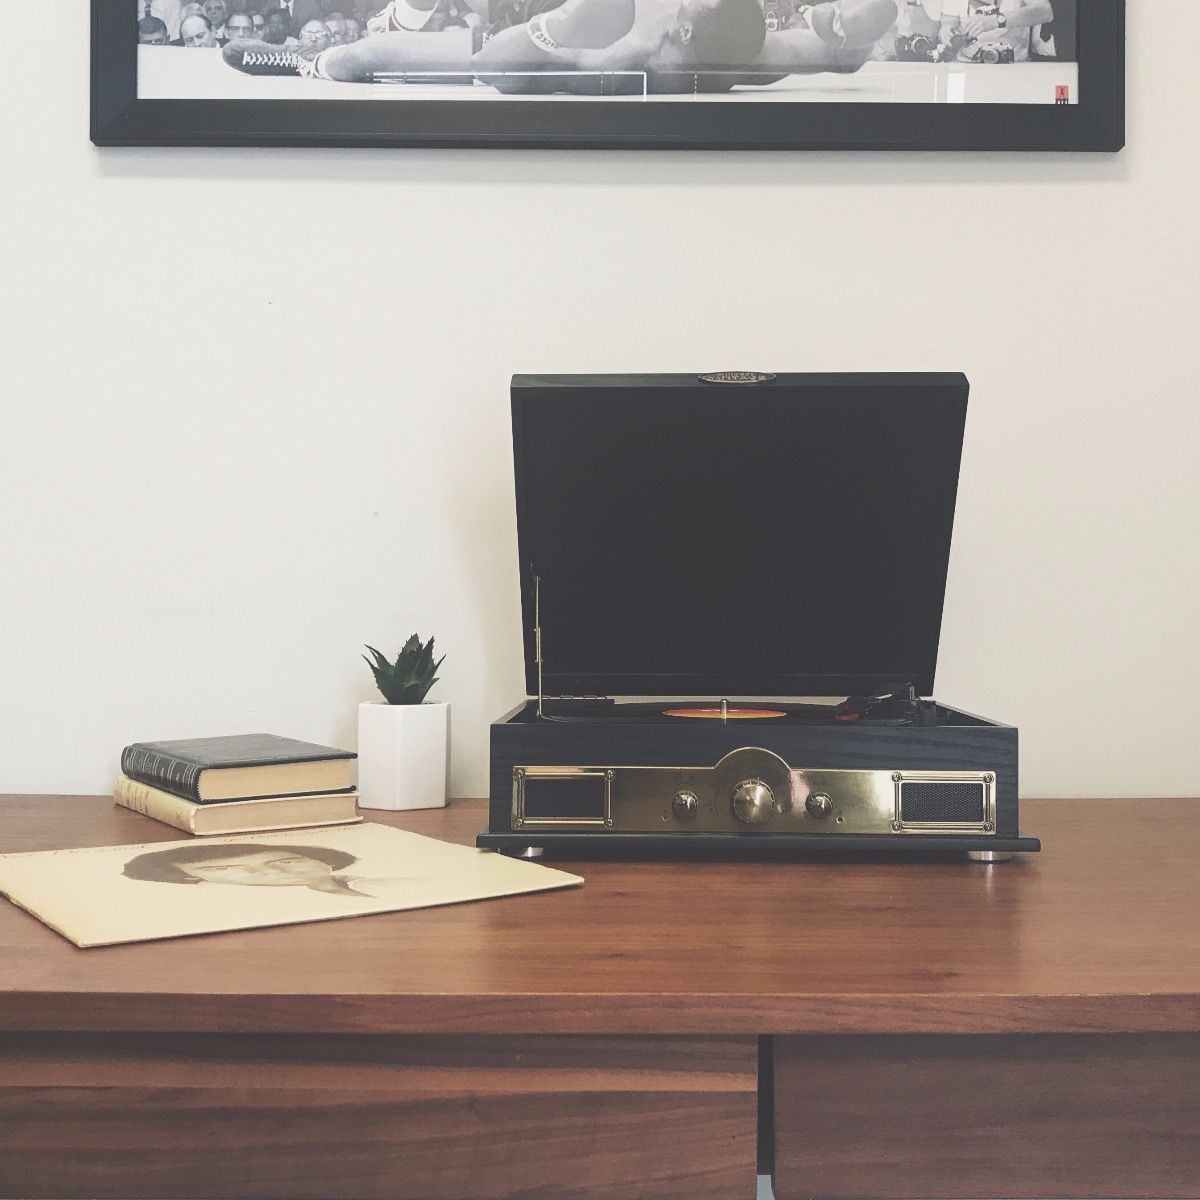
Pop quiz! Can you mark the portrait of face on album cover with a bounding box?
[0,823,580,947]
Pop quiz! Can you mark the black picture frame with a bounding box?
[93,1,1124,151]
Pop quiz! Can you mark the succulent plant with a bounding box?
[363,635,445,705]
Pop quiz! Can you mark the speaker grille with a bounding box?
[520,774,607,821]
[900,781,985,824]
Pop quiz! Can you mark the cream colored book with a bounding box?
[0,823,583,948]
[114,776,361,836]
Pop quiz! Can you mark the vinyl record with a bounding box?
[662,707,788,720]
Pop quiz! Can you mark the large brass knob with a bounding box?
[731,779,774,825]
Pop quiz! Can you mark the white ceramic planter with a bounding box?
[357,701,450,811]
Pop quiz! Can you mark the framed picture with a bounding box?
[93,0,1124,151]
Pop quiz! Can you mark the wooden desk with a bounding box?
[1,796,1197,1199]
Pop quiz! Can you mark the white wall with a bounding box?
[2,4,1197,800]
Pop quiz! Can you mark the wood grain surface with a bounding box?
[0,795,1198,1035]
[0,1033,755,1200]
[773,1033,1200,1199]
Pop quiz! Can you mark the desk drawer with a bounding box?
[773,1033,1200,1200]
[0,1033,756,1200]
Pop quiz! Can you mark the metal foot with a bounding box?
[968,850,1015,864]
[517,846,544,859]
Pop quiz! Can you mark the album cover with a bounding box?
[0,823,581,947]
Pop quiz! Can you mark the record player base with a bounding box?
[478,829,1041,859]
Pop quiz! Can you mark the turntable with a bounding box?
[478,373,1039,861]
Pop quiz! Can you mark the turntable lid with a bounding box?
[511,373,969,699]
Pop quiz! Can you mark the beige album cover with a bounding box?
[0,823,582,948]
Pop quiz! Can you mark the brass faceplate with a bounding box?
[512,749,995,836]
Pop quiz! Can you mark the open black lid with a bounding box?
[512,373,968,699]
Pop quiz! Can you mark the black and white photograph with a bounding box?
[135,0,1079,106]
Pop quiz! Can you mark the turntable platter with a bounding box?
[662,707,788,720]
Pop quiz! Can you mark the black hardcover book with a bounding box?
[120,734,356,804]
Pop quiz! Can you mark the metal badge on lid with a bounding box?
[698,371,777,385]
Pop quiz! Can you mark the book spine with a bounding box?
[120,746,204,802]
[114,776,199,834]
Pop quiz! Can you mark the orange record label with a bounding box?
[662,707,788,720]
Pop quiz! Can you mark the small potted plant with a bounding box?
[357,635,449,811]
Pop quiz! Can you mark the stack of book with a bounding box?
[114,734,359,836]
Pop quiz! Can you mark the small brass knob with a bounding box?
[805,792,834,819]
[672,790,699,820]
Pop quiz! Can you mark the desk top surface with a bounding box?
[0,795,1197,1036]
